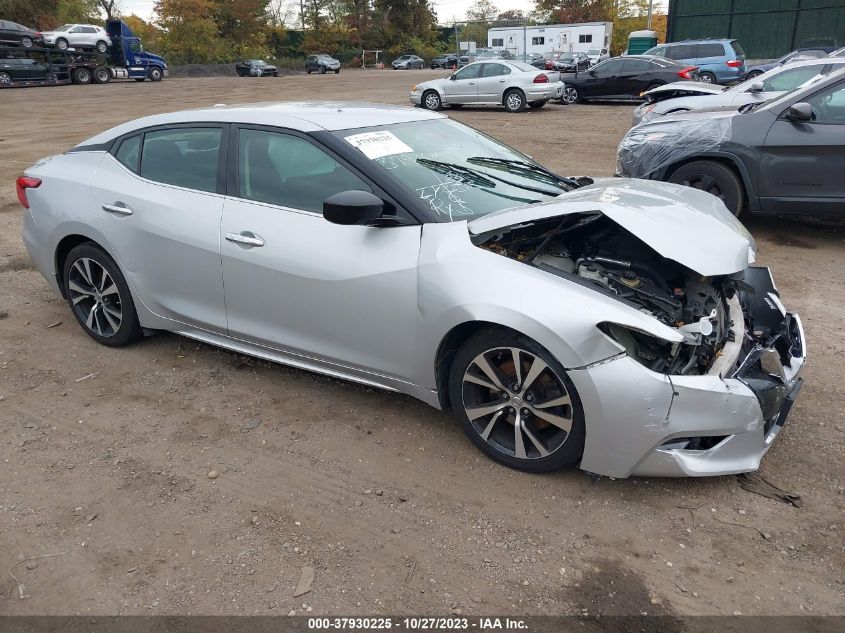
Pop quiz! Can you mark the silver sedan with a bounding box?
[410,60,563,112]
[19,102,805,478]
[632,57,845,126]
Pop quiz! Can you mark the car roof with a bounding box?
[77,102,446,146]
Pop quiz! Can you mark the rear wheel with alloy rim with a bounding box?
[22,36,33,48]
[422,90,442,110]
[56,38,68,50]
[561,84,580,104]
[96,40,108,53]
[63,243,141,347]
[699,72,716,84]
[448,329,585,472]
[72,67,92,84]
[668,160,744,216]
[504,89,526,112]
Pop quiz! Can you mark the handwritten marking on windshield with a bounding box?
[417,174,474,222]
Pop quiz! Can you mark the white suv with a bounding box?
[40,24,111,52]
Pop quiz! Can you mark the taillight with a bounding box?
[726,59,743,68]
[677,66,697,79]
[16,176,41,209]
[533,74,549,83]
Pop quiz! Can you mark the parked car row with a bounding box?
[1,21,113,53]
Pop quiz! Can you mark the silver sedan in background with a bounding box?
[410,60,563,112]
[632,56,845,126]
[19,103,805,478]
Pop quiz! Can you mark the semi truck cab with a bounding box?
[105,19,167,81]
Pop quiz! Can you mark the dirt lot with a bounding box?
[0,70,843,617]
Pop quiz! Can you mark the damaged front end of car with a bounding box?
[468,180,806,476]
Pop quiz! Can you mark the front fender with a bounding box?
[414,222,680,389]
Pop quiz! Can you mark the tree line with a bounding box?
[0,0,664,65]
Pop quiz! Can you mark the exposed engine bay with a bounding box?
[476,212,740,376]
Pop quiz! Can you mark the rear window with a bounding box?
[730,40,745,57]
[698,43,725,58]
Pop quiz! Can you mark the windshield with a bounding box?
[586,49,601,55]
[250,60,266,65]
[334,119,567,221]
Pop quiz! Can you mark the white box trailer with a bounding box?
[488,22,613,57]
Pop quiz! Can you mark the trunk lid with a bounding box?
[467,178,755,277]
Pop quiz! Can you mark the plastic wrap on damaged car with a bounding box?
[617,117,732,179]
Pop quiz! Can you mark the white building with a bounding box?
[487,22,613,56]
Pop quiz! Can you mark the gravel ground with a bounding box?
[0,70,842,617]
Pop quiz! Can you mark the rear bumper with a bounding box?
[571,266,806,478]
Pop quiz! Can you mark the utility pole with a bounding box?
[454,21,459,56]
[647,0,654,29]
[300,0,305,31]
[522,16,527,61]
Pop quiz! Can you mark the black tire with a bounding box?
[72,67,92,85]
[561,84,580,104]
[503,88,527,113]
[21,36,33,49]
[63,242,142,347]
[95,40,108,53]
[448,328,586,473]
[746,70,763,81]
[699,71,716,84]
[422,89,442,111]
[668,160,745,216]
[134,77,145,82]
[0,71,11,86]
[320,66,326,74]
[528,100,548,109]
[93,67,110,84]
[148,66,163,81]
[56,38,68,51]
[306,69,312,74]
[334,69,340,74]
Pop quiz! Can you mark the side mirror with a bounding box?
[785,102,813,122]
[748,81,764,93]
[589,69,597,76]
[323,190,384,226]
[449,73,456,80]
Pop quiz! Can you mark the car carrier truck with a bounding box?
[0,19,167,88]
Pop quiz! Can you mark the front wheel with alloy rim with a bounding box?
[561,84,580,104]
[63,243,141,347]
[55,38,68,50]
[448,329,586,473]
[148,67,163,81]
[422,90,442,110]
[668,160,744,216]
[22,36,33,48]
[504,89,527,112]
[0,72,11,86]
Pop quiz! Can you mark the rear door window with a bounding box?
[622,58,653,73]
[697,43,725,58]
[140,127,223,193]
[666,44,698,60]
[115,135,141,172]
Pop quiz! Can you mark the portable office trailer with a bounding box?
[488,22,613,57]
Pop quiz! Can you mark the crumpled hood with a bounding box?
[468,179,755,277]
[644,80,726,97]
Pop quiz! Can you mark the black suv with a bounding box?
[306,54,340,74]
[431,54,458,69]
[0,20,39,49]
[235,59,279,77]
[617,67,845,216]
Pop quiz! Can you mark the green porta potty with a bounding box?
[627,30,658,55]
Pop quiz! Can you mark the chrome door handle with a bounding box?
[498,79,506,82]
[102,202,133,216]
[468,81,476,85]
[225,232,265,247]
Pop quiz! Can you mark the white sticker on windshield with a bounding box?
[345,131,414,160]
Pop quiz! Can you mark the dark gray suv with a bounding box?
[616,67,845,216]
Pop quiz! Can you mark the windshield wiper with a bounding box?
[466,157,580,189]
[416,158,562,197]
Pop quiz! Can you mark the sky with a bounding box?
[117,0,667,26]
